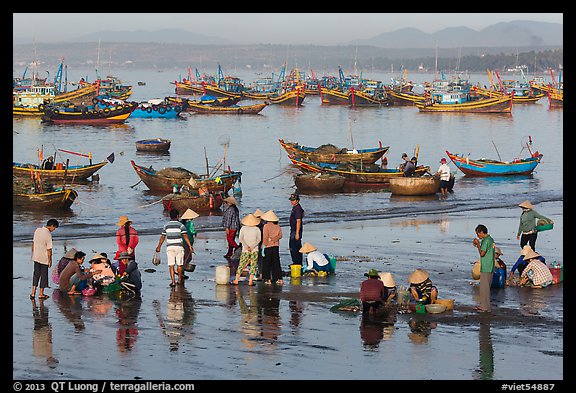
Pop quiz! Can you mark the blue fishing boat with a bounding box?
[129,99,184,119]
[445,150,542,177]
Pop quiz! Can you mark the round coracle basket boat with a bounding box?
[388,175,440,196]
[136,138,171,152]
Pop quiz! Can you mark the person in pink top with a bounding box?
[261,210,283,285]
[115,215,139,260]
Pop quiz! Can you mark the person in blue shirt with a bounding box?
[509,245,545,278]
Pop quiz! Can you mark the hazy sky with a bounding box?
[13,13,563,45]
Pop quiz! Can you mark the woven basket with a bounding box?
[433,298,455,311]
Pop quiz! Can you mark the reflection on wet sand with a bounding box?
[407,317,437,344]
[257,286,282,345]
[474,321,494,380]
[153,285,195,352]
[360,310,397,350]
[52,289,85,331]
[31,298,58,367]
[115,297,142,353]
[389,215,450,232]
[236,286,260,349]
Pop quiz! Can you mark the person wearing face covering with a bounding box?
[516,201,553,251]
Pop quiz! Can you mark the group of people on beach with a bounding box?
[29,184,556,319]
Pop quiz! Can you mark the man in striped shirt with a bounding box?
[156,209,194,287]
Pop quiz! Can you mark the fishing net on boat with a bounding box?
[157,167,200,179]
[315,144,341,154]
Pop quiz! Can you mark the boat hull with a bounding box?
[279,139,388,165]
[135,139,171,152]
[294,173,345,192]
[161,192,223,213]
[416,95,513,113]
[13,161,108,182]
[446,151,542,177]
[320,88,350,105]
[388,90,426,106]
[388,176,440,195]
[13,188,78,210]
[42,103,136,124]
[186,102,267,114]
[268,90,306,106]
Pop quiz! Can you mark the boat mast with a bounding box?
[95,38,101,80]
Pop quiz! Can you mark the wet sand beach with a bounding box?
[13,202,563,381]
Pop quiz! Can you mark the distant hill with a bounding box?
[349,20,562,48]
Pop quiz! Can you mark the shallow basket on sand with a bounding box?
[433,298,455,311]
[388,175,440,196]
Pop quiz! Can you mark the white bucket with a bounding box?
[215,265,230,285]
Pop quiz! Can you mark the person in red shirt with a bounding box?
[115,215,139,260]
[360,269,387,314]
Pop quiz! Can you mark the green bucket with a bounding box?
[415,302,426,314]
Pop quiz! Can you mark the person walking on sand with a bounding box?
[289,193,304,265]
[156,209,194,287]
[516,201,553,251]
[222,196,241,258]
[30,219,59,300]
[231,214,261,286]
[115,215,139,260]
[180,208,199,278]
[261,210,283,285]
[437,157,451,196]
[473,224,495,313]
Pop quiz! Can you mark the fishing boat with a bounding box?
[288,155,430,187]
[13,187,78,210]
[415,93,514,113]
[173,79,207,95]
[547,90,563,108]
[169,95,241,108]
[293,173,345,193]
[388,175,440,196]
[135,138,171,152]
[267,89,306,106]
[13,84,56,116]
[185,101,268,114]
[13,156,110,182]
[161,191,223,213]
[445,150,543,177]
[42,101,137,124]
[279,139,389,165]
[130,160,242,194]
[388,90,426,106]
[52,82,100,106]
[320,88,350,105]
[349,82,391,107]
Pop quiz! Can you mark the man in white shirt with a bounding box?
[437,158,451,196]
[30,219,59,300]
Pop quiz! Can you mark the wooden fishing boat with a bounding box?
[42,101,137,124]
[13,160,108,182]
[320,88,350,105]
[288,155,430,187]
[52,83,99,106]
[13,85,56,116]
[186,101,268,114]
[471,86,545,104]
[267,89,306,106]
[130,160,242,194]
[388,90,426,106]
[171,95,241,108]
[446,150,543,177]
[388,175,440,196]
[547,90,563,108]
[161,191,223,213]
[13,188,78,210]
[135,138,171,152]
[279,139,389,165]
[415,93,513,113]
[174,80,206,95]
[349,89,391,107]
[294,173,345,193]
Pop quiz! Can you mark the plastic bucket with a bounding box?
[549,267,562,284]
[491,267,506,288]
[415,303,426,314]
[215,265,230,285]
[290,264,301,278]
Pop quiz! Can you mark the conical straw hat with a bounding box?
[64,248,78,259]
[523,249,541,261]
[520,245,533,256]
[261,209,279,222]
[181,208,199,220]
[518,200,533,209]
[224,196,238,206]
[116,215,132,226]
[299,242,317,253]
[253,208,265,218]
[471,260,481,280]
[408,268,429,284]
[241,213,260,227]
[378,272,396,287]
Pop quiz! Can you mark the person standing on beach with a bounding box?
[180,208,199,278]
[30,219,59,300]
[253,208,265,280]
[222,196,241,258]
[436,157,451,196]
[261,210,283,285]
[156,209,194,287]
[473,224,495,313]
[231,214,261,286]
[289,193,304,265]
[516,201,553,251]
[115,215,139,260]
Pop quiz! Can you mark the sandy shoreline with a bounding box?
[13,202,563,380]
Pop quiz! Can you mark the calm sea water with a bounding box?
[13,68,563,241]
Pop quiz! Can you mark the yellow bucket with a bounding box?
[290,264,301,278]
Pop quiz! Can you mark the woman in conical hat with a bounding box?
[509,245,545,278]
[520,249,553,288]
[378,272,397,304]
[115,215,139,260]
[180,209,199,269]
[299,242,331,275]
[261,210,283,285]
[408,269,438,305]
[516,200,553,251]
[231,214,262,286]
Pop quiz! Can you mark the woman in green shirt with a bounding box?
[180,209,198,270]
[516,201,553,251]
